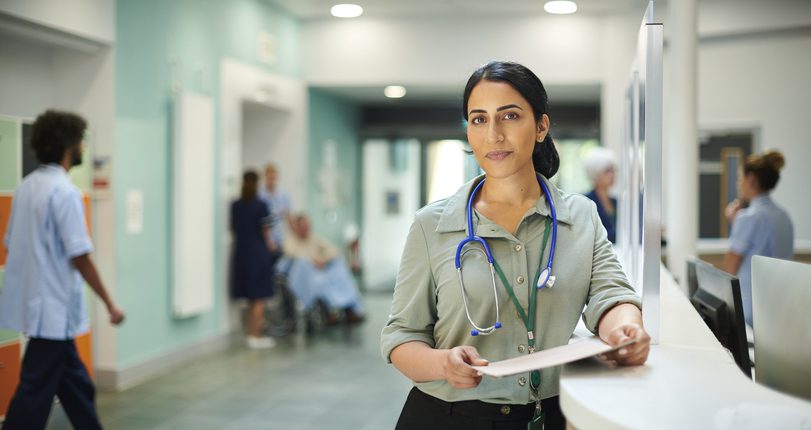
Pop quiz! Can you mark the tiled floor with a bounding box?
[46,291,411,429]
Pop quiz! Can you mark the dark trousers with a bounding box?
[2,338,102,430]
[396,387,565,430]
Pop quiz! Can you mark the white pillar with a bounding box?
[665,0,699,286]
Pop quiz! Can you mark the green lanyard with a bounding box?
[492,217,552,395]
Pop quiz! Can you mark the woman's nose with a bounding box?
[486,122,503,144]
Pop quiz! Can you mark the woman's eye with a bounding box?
[471,116,485,125]
[503,112,519,120]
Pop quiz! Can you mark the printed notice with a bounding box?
[126,189,144,234]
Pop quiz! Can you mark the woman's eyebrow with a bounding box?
[497,104,522,112]
[468,104,523,115]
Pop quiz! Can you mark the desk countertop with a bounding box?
[559,265,811,429]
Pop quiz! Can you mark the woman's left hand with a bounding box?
[601,323,650,366]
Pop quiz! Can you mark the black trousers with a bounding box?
[2,338,102,430]
[396,387,565,430]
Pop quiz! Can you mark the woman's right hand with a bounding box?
[725,199,742,223]
[443,346,489,388]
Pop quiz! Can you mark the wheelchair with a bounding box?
[264,260,331,337]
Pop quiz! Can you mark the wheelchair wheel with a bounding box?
[304,299,332,335]
[265,274,297,337]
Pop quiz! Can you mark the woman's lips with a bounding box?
[486,151,512,160]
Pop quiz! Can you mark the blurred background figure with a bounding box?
[583,147,618,243]
[724,150,794,326]
[231,170,278,349]
[283,214,365,324]
[260,163,293,249]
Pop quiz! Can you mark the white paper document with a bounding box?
[472,336,633,378]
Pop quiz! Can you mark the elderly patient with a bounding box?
[282,214,365,323]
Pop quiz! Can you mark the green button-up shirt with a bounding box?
[381,175,641,404]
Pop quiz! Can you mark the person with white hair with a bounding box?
[583,147,618,243]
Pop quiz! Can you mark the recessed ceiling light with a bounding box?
[544,1,577,14]
[331,4,363,18]
[384,85,407,99]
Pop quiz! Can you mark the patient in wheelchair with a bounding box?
[281,214,365,324]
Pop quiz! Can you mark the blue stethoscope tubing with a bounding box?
[454,173,558,336]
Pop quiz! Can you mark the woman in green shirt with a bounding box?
[381,61,650,430]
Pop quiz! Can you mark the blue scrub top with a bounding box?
[0,164,93,340]
[259,187,291,247]
[729,194,794,325]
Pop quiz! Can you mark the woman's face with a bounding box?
[737,170,758,200]
[466,80,548,179]
[596,166,615,189]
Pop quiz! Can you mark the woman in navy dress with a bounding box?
[231,170,277,349]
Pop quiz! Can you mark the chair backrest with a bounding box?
[752,256,811,400]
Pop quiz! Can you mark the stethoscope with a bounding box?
[455,173,558,336]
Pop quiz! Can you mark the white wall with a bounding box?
[361,139,421,290]
[303,15,606,87]
[0,0,115,44]
[0,38,55,118]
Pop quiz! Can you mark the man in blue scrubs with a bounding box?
[0,110,125,430]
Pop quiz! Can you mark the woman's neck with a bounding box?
[479,168,541,206]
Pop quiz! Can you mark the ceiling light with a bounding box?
[384,86,407,99]
[544,1,577,14]
[331,4,363,18]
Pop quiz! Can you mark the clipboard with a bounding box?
[472,336,635,378]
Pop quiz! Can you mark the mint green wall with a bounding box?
[115,0,301,367]
[306,89,362,249]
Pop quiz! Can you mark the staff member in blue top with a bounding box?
[0,110,125,430]
[724,149,793,326]
[382,61,650,430]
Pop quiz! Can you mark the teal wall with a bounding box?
[115,0,301,367]
[306,89,362,250]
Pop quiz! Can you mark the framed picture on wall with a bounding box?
[385,190,400,215]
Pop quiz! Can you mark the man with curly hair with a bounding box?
[0,110,125,430]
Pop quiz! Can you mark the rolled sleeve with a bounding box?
[54,188,93,259]
[380,218,438,362]
[582,201,641,333]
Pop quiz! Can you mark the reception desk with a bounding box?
[560,265,811,429]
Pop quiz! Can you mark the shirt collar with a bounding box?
[41,163,68,176]
[750,194,771,207]
[436,174,574,233]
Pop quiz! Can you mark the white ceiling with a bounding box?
[270,0,648,20]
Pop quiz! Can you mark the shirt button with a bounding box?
[518,377,527,386]
[514,244,522,252]
[518,344,526,353]
[500,405,511,415]
[516,276,525,284]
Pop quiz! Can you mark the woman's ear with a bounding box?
[536,114,550,142]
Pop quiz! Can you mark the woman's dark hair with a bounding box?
[30,110,87,164]
[744,150,785,191]
[240,170,259,201]
[462,61,560,179]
